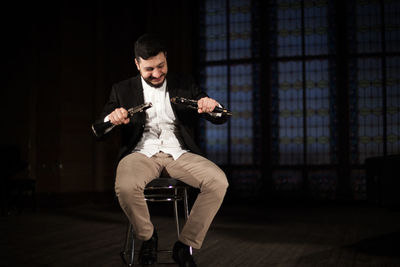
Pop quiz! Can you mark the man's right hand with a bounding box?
[109,108,130,125]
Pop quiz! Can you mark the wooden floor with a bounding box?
[3,201,400,267]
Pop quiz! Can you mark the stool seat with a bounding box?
[146,177,188,189]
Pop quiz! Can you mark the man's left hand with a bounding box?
[197,97,219,114]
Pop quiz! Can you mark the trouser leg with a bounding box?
[165,152,229,249]
[115,152,163,240]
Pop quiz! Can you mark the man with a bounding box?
[94,34,229,266]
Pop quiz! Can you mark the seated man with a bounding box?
[94,33,229,266]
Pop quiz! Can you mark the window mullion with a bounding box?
[226,0,232,166]
[301,0,308,195]
[380,0,387,156]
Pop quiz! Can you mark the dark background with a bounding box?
[2,0,399,209]
[3,2,400,266]
[3,0,201,205]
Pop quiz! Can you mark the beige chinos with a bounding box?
[115,151,228,249]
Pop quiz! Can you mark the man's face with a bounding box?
[135,52,168,88]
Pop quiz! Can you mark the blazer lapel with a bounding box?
[167,77,177,99]
[167,76,181,114]
[131,75,145,106]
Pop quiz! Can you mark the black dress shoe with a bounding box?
[172,241,197,267]
[138,229,158,265]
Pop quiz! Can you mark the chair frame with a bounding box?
[120,178,192,266]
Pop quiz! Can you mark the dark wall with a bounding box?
[3,1,198,194]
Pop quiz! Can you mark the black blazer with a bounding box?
[95,73,228,162]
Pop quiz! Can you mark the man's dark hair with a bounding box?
[134,34,167,61]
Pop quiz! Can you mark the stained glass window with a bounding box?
[386,57,400,155]
[204,0,227,61]
[230,64,253,164]
[275,61,304,165]
[270,0,336,169]
[351,58,384,164]
[304,0,329,55]
[201,0,255,167]
[385,0,400,53]
[346,0,400,201]
[229,0,252,59]
[200,0,399,200]
[204,65,228,165]
[276,0,302,57]
[348,0,400,164]
[353,0,382,54]
[306,60,332,164]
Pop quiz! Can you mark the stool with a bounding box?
[120,177,192,266]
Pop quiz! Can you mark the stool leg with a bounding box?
[183,187,189,220]
[174,188,180,237]
[121,222,135,266]
[183,187,192,255]
[128,224,135,266]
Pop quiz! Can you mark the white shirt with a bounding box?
[133,77,188,160]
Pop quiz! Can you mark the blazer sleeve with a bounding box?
[94,84,121,125]
[189,80,229,125]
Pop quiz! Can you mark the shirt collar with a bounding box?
[141,76,167,92]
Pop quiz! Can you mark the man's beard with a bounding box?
[143,73,166,88]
